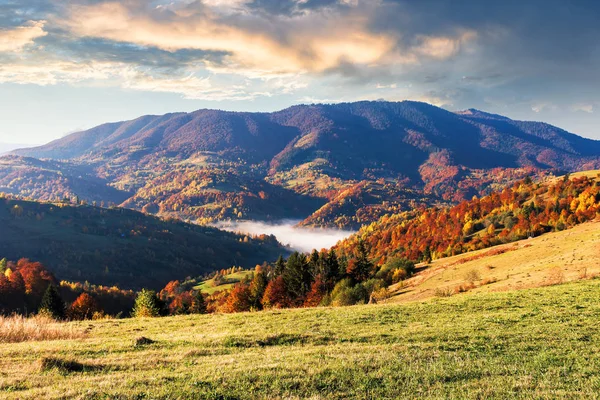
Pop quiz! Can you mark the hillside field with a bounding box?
[2,278,600,399]
[389,220,600,303]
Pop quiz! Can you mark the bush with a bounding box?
[330,279,369,307]
[376,258,415,285]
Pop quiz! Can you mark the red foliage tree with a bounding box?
[261,276,288,309]
[69,293,101,320]
[224,283,251,313]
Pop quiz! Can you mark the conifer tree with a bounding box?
[39,284,66,320]
[132,289,161,318]
[190,290,207,314]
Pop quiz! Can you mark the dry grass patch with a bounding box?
[0,315,86,343]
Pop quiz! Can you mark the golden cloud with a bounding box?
[0,21,48,52]
[62,1,471,77]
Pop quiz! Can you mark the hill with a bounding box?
[0,196,286,290]
[5,101,600,228]
[3,278,600,398]
[338,172,600,265]
[387,219,600,303]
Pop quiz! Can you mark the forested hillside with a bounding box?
[5,101,600,228]
[339,172,600,265]
[0,196,286,290]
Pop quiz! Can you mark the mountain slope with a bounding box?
[0,196,286,290]
[387,219,600,304]
[8,101,600,228]
[337,171,600,267]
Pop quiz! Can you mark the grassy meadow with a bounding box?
[389,220,600,304]
[2,278,600,399]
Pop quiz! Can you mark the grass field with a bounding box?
[194,270,254,294]
[2,277,600,399]
[389,220,600,304]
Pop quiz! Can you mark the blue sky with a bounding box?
[1,0,600,145]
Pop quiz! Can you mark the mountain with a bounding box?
[0,143,33,155]
[7,101,600,228]
[0,196,286,290]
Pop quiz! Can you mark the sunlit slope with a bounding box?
[388,220,600,303]
[3,279,600,398]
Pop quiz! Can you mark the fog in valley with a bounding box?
[212,220,355,253]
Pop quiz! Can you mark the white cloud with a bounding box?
[571,103,594,113]
[0,21,47,52]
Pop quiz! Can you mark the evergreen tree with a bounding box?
[132,289,161,318]
[282,252,311,304]
[274,255,286,277]
[39,284,66,320]
[190,290,207,314]
[308,250,320,279]
[324,249,341,288]
[348,241,372,282]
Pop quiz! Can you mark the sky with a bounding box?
[1,0,600,145]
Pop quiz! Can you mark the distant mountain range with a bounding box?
[5,101,600,229]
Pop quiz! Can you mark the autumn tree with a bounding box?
[69,293,101,320]
[261,276,288,309]
[225,283,251,313]
[303,275,327,307]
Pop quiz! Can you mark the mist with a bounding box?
[212,220,355,253]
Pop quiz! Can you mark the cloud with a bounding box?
[2,0,600,139]
[571,103,594,114]
[0,20,47,52]
[212,220,354,252]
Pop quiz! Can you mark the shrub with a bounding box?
[464,269,481,283]
[330,279,369,307]
[376,258,415,285]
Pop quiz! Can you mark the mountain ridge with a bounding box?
[5,100,600,228]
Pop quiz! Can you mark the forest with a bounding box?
[4,173,600,319]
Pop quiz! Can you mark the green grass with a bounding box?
[194,270,253,294]
[3,279,600,399]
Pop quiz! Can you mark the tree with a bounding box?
[39,284,66,320]
[132,289,161,318]
[0,258,6,274]
[261,276,288,309]
[69,293,100,320]
[274,255,286,277]
[249,270,268,309]
[304,275,327,307]
[282,252,311,304]
[190,290,207,314]
[225,284,251,313]
[347,241,372,282]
